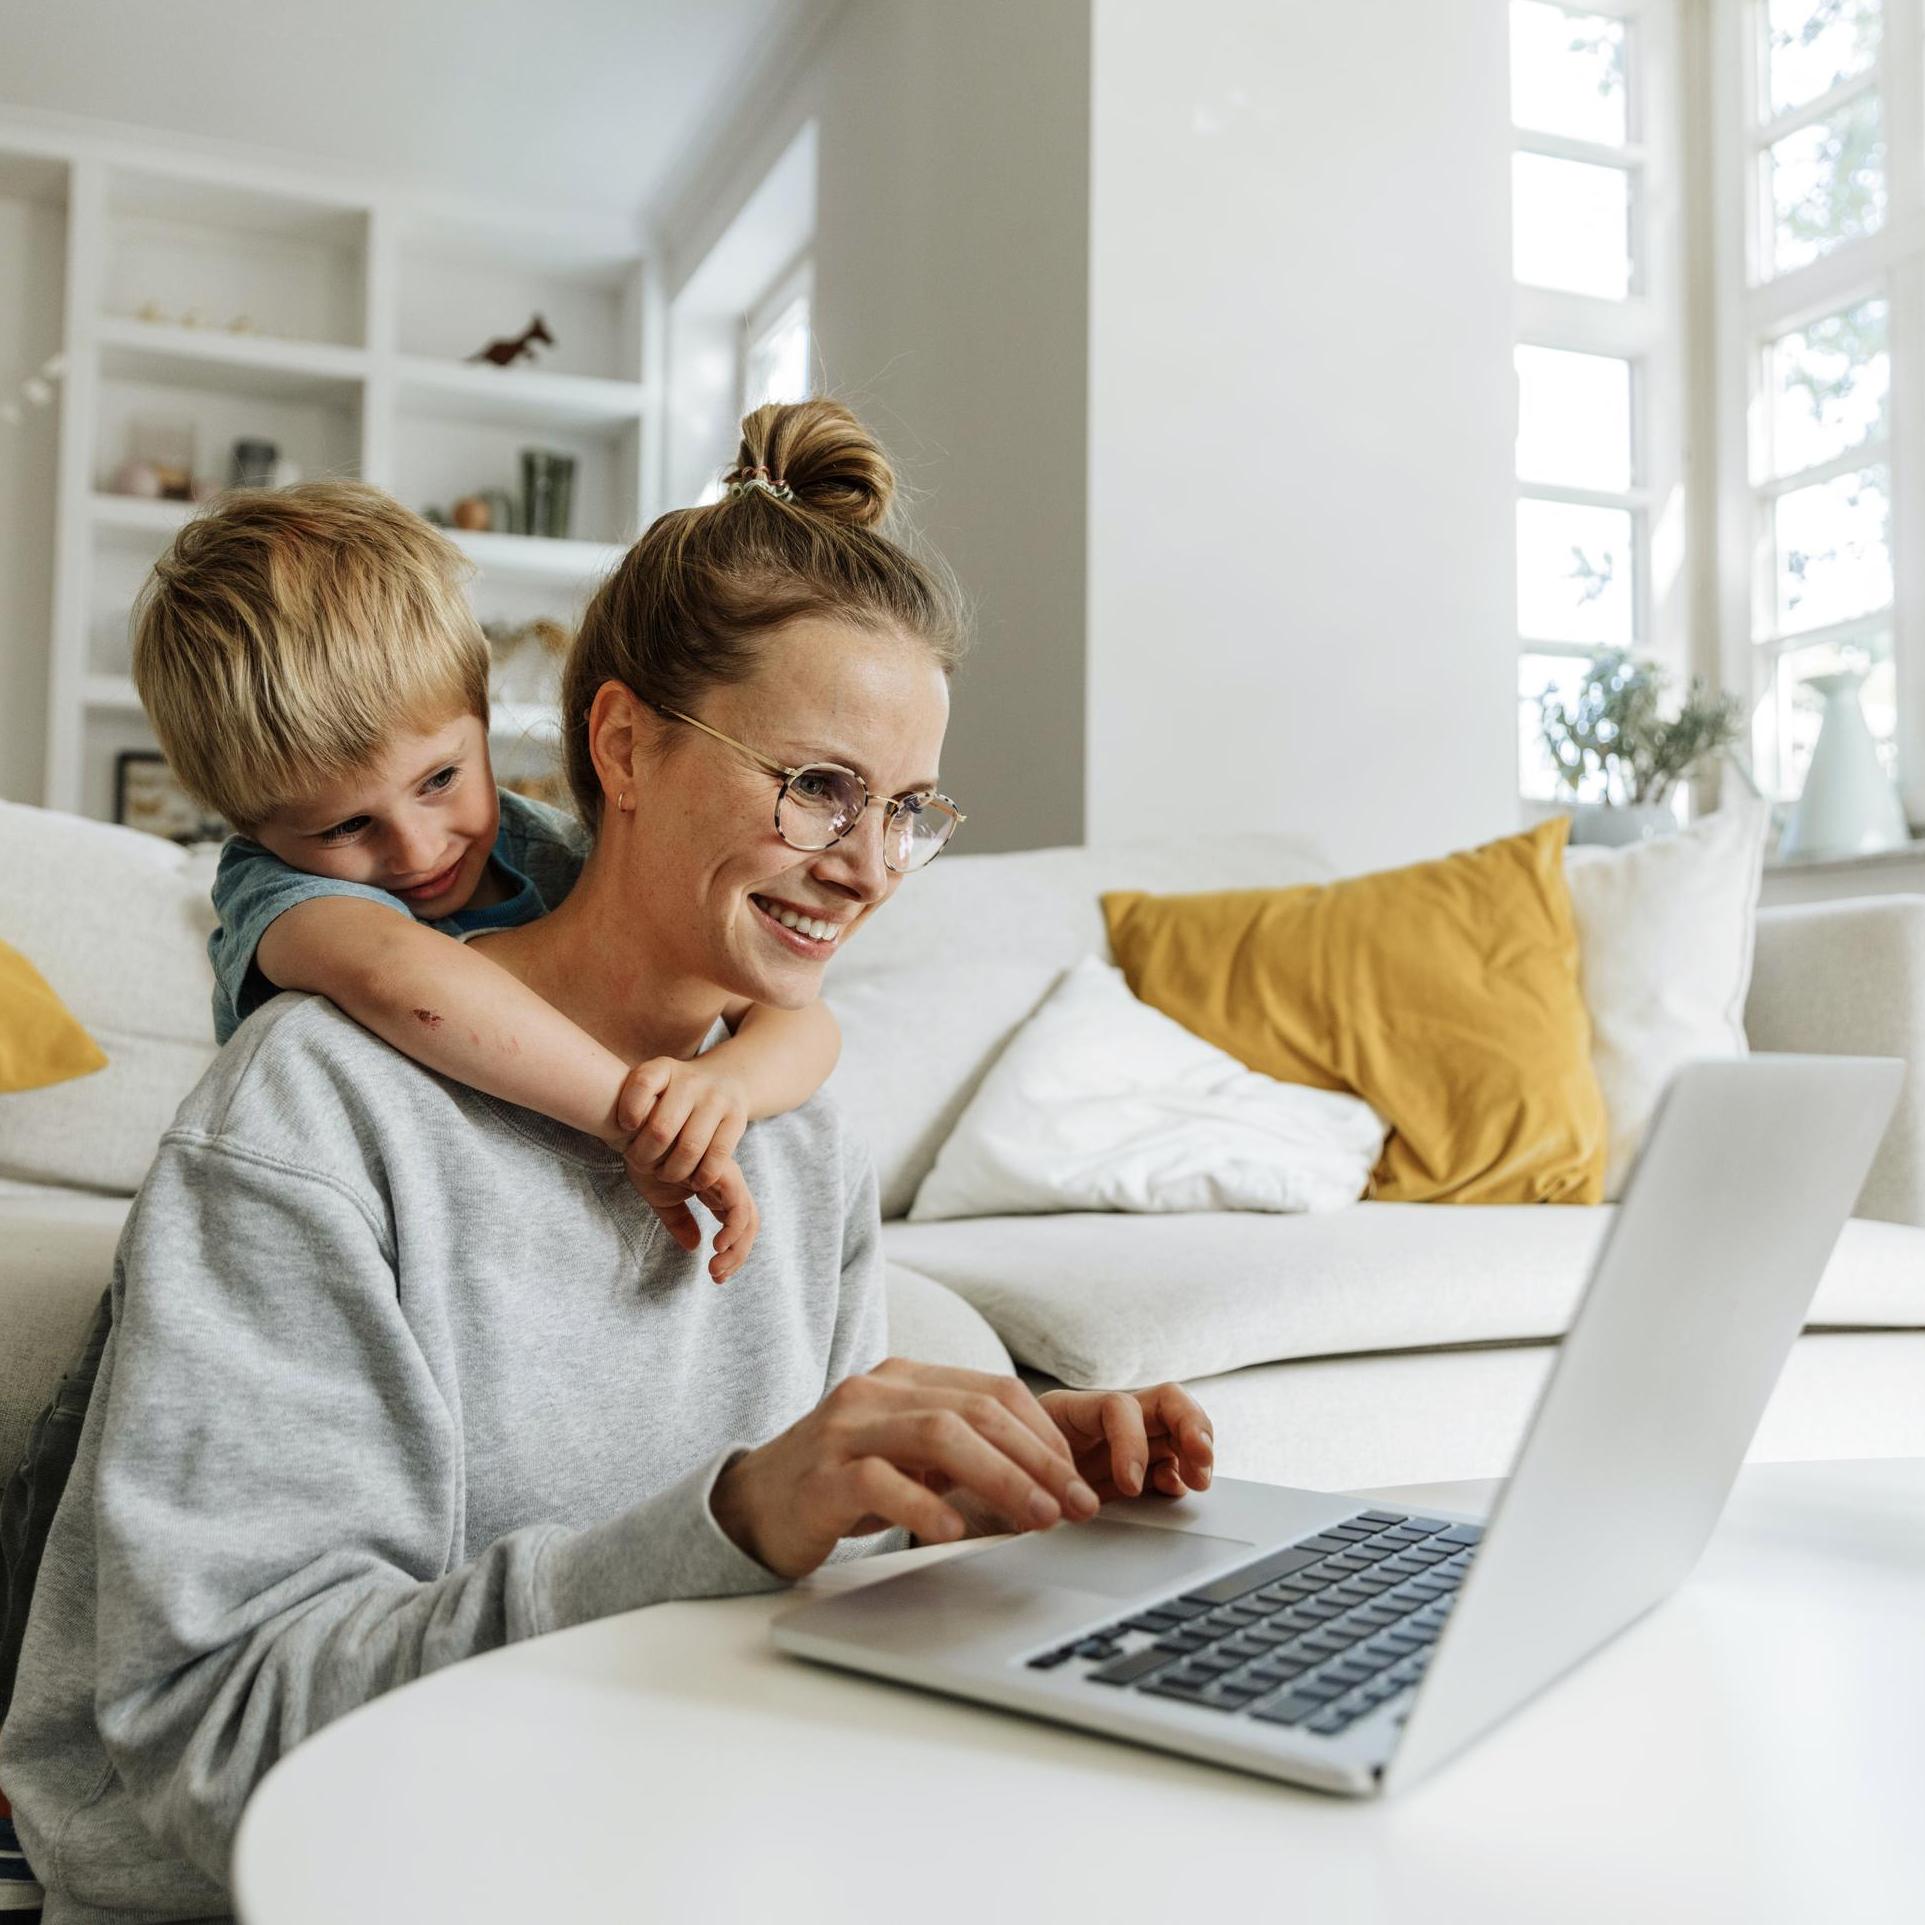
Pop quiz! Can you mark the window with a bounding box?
[742,255,814,414]
[1510,2,1682,801]
[1717,0,1907,803]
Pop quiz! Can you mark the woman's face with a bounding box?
[620,618,952,1011]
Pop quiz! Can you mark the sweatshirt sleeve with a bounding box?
[816,1139,912,1565]
[825,1140,890,1391]
[91,1130,784,1885]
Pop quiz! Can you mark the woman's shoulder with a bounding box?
[168,991,465,1181]
[744,1085,879,1213]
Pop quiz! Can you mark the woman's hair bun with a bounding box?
[728,398,896,529]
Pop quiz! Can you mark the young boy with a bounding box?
[138,480,841,1263]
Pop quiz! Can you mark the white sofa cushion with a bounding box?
[883,1203,1925,1387]
[1048,1332,1925,1493]
[1566,802,1768,1198]
[825,832,1331,1218]
[0,802,219,1195]
[907,956,1384,1220]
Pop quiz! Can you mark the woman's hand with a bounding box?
[710,1359,1105,1579]
[1036,1384,1215,1500]
[615,1058,758,1282]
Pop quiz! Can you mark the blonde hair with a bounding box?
[131,481,491,828]
[561,398,969,825]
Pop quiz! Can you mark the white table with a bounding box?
[233,1458,1925,1925]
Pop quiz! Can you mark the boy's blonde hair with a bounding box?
[132,481,491,828]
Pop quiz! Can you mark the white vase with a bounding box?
[1568,802,1677,847]
[1779,669,1909,860]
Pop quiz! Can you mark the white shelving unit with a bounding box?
[4,122,664,823]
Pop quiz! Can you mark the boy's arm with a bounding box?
[257,898,629,1142]
[706,997,842,1120]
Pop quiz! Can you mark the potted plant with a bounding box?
[1538,649,1746,846]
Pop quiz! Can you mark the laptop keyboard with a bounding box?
[1022,1509,1482,1738]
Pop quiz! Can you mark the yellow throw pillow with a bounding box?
[0,936,109,1094]
[1102,818,1605,1205]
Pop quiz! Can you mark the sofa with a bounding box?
[3,797,1924,1503]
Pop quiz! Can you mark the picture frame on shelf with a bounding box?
[114,750,229,845]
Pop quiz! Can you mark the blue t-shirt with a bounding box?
[207,789,589,1044]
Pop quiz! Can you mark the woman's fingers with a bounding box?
[871,1358,1075,1467]
[843,1455,966,1545]
[1094,1391,1152,1494]
[848,1395,1099,1535]
[1138,1382,1215,1489]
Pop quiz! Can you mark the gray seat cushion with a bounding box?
[883,1262,1013,1375]
[0,1206,125,1477]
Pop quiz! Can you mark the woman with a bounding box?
[0,400,1214,1921]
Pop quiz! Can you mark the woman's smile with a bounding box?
[749,891,850,951]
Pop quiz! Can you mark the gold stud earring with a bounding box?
[617,790,635,814]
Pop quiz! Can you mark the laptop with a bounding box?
[774,1054,1904,1796]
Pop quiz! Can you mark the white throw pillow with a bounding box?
[1564,800,1769,1199]
[907,956,1386,1221]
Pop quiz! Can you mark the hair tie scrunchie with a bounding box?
[725,465,794,503]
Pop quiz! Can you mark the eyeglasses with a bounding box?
[652,703,966,872]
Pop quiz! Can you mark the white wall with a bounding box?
[0,189,63,803]
[1085,0,1520,874]
[671,0,1521,867]
[665,0,1093,855]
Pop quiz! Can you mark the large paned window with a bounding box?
[1715,0,1915,809]
[1510,2,1685,800]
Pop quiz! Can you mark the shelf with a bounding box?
[1765,837,1925,875]
[396,356,646,433]
[97,317,366,402]
[32,124,660,822]
[82,674,142,713]
[448,528,624,585]
[92,494,194,537]
[86,671,556,764]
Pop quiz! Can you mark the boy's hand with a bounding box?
[616,1058,758,1283]
[625,1155,760,1285]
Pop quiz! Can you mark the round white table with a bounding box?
[232,1458,1925,1924]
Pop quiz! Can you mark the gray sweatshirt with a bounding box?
[0,992,895,1923]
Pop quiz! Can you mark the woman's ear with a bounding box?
[585,680,650,810]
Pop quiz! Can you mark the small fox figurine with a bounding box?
[468,315,554,368]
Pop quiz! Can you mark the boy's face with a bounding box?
[252,710,500,916]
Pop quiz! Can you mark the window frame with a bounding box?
[1512,0,1690,804]
[739,248,816,417]
[1711,0,1923,821]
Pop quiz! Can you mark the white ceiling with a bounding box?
[0,0,817,222]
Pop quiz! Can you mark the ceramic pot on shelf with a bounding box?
[1778,668,1910,860]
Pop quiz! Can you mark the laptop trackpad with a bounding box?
[972,1518,1255,1598]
